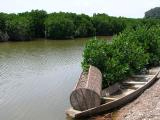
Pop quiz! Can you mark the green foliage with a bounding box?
[137,26,160,66]
[82,39,129,88]
[44,13,95,39]
[92,14,126,36]
[117,26,160,66]
[82,40,110,72]
[74,14,95,37]
[145,7,160,19]
[6,15,33,41]
[112,30,149,73]
[0,13,7,32]
[122,18,143,30]
[82,25,160,88]
[82,26,160,88]
[18,10,47,38]
[29,10,47,38]
[1,10,160,41]
[141,19,160,28]
[45,14,74,39]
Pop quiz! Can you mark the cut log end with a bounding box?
[70,88,101,111]
[70,65,102,111]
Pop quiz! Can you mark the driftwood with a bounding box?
[70,65,102,111]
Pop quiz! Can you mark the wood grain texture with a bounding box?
[70,65,102,111]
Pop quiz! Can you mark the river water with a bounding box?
[0,37,111,120]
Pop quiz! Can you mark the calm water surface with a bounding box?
[0,37,111,120]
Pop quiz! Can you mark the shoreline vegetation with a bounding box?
[79,7,160,119]
[82,26,160,89]
[0,8,160,41]
[81,7,160,89]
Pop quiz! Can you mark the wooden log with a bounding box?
[70,65,102,111]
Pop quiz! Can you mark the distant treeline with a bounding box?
[0,8,160,41]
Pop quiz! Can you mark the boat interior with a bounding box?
[101,67,160,104]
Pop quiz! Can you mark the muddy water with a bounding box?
[0,37,111,120]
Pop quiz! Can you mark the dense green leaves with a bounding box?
[82,39,130,88]
[6,16,33,41]
[0,13,7,32]
[0,10,160,41]
[112,30,149,73]
[45,15,74,39]
[116,26,160,66]
[0,13,9,41]
[27,10,47,38]
[82,26,160,88]
[93,14,126,36]
[74,14,95,37]
[18,10,47,38]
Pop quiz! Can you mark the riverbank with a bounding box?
[91,73,160,120]
[0,36,112,42]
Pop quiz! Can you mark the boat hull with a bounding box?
[66,67,160,119]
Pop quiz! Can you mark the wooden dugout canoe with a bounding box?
[66,67,160,119]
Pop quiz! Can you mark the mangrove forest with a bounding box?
[1,7,160,41]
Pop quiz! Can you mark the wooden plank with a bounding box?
[122,81,147,85]
[132,75,154,78]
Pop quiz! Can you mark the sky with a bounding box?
[0,0,160,18]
